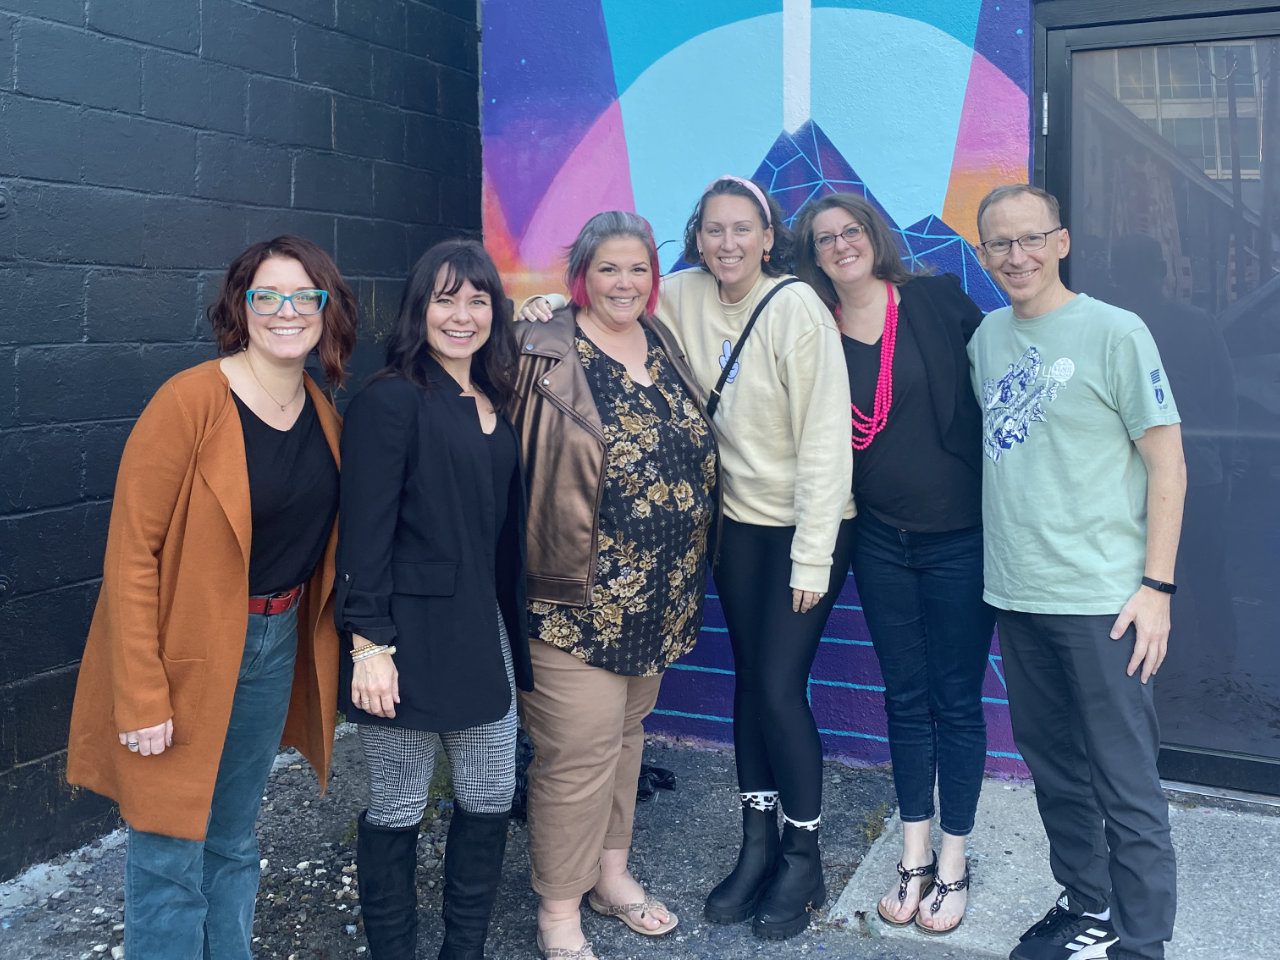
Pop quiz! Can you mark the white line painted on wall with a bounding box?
[783,0,812,133]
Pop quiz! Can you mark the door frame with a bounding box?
[1033,0,1280,795]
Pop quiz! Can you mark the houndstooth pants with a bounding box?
[359,609,517,827]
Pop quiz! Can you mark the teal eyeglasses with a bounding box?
[245,289,329,316]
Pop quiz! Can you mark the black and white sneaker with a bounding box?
[1008,894,1119,960]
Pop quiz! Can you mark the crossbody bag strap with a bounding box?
[706,277,800,419]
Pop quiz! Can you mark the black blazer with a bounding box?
[897,274,985,477]
[334,361,533,733]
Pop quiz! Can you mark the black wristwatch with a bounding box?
[1141,576,1177,595]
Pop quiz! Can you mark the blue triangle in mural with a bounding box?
[750,120,902,238]
[901,215,1009,312]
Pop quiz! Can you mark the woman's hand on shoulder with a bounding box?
[351,635,400,718]
[517,296,555,323]
[118,719,173,757]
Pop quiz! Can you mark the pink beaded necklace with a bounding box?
[840,281,898,450]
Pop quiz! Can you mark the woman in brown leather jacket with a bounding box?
[507,211,719,960]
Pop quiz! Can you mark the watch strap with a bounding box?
[1141,576,1177,595]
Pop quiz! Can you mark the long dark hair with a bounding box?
[379,239,517,410]
[206,235,357,387]
[680,177,794,276]
[792,193,917,311]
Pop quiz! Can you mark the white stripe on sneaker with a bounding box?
[1065,928,1119,959]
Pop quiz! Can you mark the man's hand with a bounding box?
[1110,586,1171,683]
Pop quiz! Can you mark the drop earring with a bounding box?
[763,251,771,264]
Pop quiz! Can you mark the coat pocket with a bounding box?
[161,654,207,745]
[391,560,458,597]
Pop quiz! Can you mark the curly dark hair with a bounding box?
[205,235,358,388]
[680,177,794,276]
[379,239,518,411]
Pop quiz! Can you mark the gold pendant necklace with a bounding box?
[244,350,303,412]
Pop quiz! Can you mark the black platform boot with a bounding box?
[438,807,511,960]
[357,811,421,960]
[704,792,780,924]
[752,818,825,940]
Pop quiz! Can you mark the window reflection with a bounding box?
[1071,39,1280,763]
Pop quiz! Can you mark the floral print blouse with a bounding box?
[527,327,718,676]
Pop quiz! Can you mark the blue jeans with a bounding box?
[125,606,299,960]
[852,511,994,836]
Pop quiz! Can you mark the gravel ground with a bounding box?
[0,733,995,960]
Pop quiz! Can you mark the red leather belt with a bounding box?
[248,583,304,616]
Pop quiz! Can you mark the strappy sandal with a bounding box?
[586,892,679,936]
[535,931,599,959]
[876,851,936,926]
[914,860,970,936]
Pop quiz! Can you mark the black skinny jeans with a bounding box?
[713,516,855,823]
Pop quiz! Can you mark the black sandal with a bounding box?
[876,851,936,926]
[914,860,970,936]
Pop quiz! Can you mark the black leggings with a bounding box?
[714,516,855,823]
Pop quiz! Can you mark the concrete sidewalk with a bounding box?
[2,735,1275,959]
[832,778,1279,959]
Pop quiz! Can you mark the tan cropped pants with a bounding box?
[519,640,664,900]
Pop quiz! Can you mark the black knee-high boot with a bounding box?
[438,807,510,960]
[357,811,421,960]
[705,793,781,924]
[752,820,825,940]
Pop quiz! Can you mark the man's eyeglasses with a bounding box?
[245,289,329,316]
[814,224,865,251]
[978,227,1064,258]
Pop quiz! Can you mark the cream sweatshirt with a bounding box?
[659,270,854,591]
[523,270,855,590]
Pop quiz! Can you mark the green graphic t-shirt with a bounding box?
[967,294,1181,614]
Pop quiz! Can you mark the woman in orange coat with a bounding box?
[67,235,357,960]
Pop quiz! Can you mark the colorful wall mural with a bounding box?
[480,0,1033,775]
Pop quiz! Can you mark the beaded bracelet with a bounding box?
[351,644,397,663]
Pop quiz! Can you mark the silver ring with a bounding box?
[127,741,139,750]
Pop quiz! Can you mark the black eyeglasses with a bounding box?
[813,224,865,251]
[245,289,329,316]
[978,227,1064,257]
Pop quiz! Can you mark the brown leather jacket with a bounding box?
[510,307,719,606]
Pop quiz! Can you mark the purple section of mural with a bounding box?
[973,0,1032,93]
[482,0,617,236]
[650,571,1026,776]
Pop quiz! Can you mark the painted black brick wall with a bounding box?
[0,0,482,881]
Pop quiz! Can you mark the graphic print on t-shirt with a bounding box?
[980,346,1075,462]
[718,339,741,383]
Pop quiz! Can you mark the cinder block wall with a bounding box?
[0,0,481,881]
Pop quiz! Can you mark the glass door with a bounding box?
[1045,12,1280,794]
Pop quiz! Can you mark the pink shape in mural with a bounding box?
[515,101,636,282]
[943,50,1032,242]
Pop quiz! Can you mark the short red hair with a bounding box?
[565,212,662,317]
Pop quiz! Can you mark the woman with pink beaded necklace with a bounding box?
[794,193,995,937]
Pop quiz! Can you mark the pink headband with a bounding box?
[704,175,772,227]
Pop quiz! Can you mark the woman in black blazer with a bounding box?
[336,239,531,960]
[793,194,995,937]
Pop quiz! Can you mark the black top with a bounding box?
[843,274,985,533]
[233,391,339,595]
[335,364,533,733]
[486,418,519,551]
[525,329,718,676]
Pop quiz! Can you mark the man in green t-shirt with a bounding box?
[968,185,1186,960]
